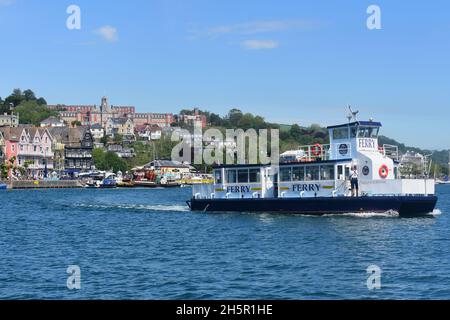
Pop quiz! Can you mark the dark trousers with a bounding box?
[351,178,359,195]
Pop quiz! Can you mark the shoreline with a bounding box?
[1,180,83,189]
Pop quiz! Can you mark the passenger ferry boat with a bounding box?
[188,118,438,217]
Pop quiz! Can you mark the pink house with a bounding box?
[0,126,54,179]
[16,127,54,178]
[0,127,20,177]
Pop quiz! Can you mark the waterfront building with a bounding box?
[145,160,194,175]
[107,144,135,158]
[0,112,19,127]
[40,116,65,128]
[133,113,174,127]
[17,127,54,178]
[64,128,94,174]
[90,123,105,140]
[49,97,125,127]
[49,96,175,129]
[399,151,427,178]
[0,126,55,178]
[106,117,135,139]
[177,109,207,128]
[0,131,4,164]
[0,127,19,177]
[135,124,162,141]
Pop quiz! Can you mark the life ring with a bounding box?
[379,165,389,179]
[311,144,322,157]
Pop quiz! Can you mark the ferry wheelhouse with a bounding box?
[188,119,438,217]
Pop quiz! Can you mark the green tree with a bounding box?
[209,113,223,126]
[15,101,58,125]
[289,124,302,141]
[113,134,123,144]
[23,89,36,101]
[1,163,8,179]
[238,113,255,130]
[71,120,82,127]
[36,97,47,105]
[93,148,128,173]
[227,109,243,127]
[92,148,106,168]
[5,88,24,108]
[100,135,109,145]
[104,151,128,172]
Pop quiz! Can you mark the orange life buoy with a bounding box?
[311,144,322,157]
[379,165,389,179]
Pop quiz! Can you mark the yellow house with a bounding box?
[106,118,135,138]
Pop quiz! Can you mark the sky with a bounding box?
[0,0,449,149]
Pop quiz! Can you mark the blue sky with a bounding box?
[0,0,449,149]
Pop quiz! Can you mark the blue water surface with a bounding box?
[0,186,449,299]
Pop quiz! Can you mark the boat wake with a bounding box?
[76,203,190,212]
[428,209,442,216]
[324,210,400,218]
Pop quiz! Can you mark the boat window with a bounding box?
[320,165,335,180]
[238,169,249,183]
[214,170,222,184]
[227,169,237,184]
[358,127,379,138]
[249,169,261,183]
[280,167,292,182]
[305,166,320,181]
[292,166,305,181]
[333,127,349,140]
[350,126,358,138]
[337,165,343,179]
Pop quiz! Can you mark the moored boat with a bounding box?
[188,116,438,217]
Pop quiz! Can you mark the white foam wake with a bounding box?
[77,203,189,212]
[428,209,442,216]
[324,210,400,218]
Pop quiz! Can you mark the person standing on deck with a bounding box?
[350,166,359,197]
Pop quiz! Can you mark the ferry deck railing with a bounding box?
[280,144,331,163]
[381,144,399,162]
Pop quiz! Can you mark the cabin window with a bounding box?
[238,169,249,183]
[305,166,320,181]
[337,165,343,179]
[227,169,237,184]
[249,169,261,183]
[292,166,305,181]
[280,167,292,182]
[214,170,222,184]
[358,127,379,138]
[333,128,349,140]
[320,165,335,180]
[350,127,358,138]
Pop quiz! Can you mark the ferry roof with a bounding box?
[213,159,353,169]
[327,121,382,130]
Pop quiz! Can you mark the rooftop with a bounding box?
[327,121,382,130]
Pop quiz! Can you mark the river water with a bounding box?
[0,186,449,299]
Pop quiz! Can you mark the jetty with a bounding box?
[2,180,83,190]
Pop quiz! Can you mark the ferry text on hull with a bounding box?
[188,119,438,217]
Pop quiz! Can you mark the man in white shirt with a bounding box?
[350,166,359,197]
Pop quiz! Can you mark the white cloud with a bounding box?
[95,25,118,43]
[241,40,279,50]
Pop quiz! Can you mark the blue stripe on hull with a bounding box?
[189,196,438,217]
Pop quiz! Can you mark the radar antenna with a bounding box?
[348,105,359,122]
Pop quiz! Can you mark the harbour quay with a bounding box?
[3,180,83,190]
